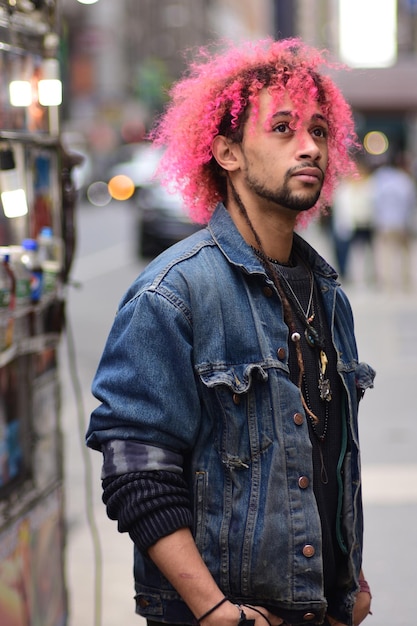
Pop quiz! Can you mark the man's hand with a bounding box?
[352,590,372,625]
[327,589,372,626]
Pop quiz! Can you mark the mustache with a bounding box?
[286,163,325,180]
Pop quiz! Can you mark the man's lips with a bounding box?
[291,167,323,184]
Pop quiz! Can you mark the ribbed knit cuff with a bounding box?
[102,471,193,553]
[127,505,193,552]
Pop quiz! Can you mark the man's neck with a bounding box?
[225,195,297,264]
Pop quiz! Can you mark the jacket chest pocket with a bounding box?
[197,362,276,466]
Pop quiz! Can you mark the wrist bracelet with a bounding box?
[197,597,228,622]
[359,578,372,598]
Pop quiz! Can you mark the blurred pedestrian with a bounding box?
[86,38,375,626]
[330,174,355,280]
[331,159,375,284]
[371,153,417,291]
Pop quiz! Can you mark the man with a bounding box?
[86,38,375,626]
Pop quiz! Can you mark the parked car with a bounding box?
[107,142,202,256]
[107,142,164,190]
[136,184,202,257]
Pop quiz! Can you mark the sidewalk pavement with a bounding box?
[61,341,145,626]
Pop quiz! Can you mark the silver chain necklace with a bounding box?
[274,263,315,325]
[273,262,321,350]
[251,244,332,402]
[274,261,332,403]
[251,245,315,329]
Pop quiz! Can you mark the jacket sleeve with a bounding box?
[86,286,201,453]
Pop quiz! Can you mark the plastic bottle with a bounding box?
[21,238,43,303]
[8,245,32,308]
[37,226,63,295]
[0,252,15,350]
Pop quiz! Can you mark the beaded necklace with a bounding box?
[272,254,332,403]
[270,253,333,484]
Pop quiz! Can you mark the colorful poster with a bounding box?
[0,361,25,492]
[0,487,67,626]
[29,150,55,238]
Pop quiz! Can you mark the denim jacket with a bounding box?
[87,203,375,626]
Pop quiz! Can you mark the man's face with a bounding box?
[236,90,329,213]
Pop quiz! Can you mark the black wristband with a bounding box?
[197,597,228,622]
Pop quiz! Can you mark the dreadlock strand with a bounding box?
[228,179,319,424]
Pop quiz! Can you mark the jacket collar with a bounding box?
[208,202,338,281]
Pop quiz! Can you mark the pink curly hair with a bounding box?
[150,37,359,226]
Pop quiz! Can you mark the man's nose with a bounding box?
[296,132,322,161]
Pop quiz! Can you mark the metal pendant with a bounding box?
[304,324,319,347]
[318,349,332,401]
[318,375,332,401]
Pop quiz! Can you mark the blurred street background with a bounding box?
[55,1,417,625]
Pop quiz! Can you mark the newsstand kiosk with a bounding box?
[0,2,75,624]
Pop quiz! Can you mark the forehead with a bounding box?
[255,89,324,124]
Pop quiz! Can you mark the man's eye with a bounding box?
[312,127,328,139]
[274,123,290,133]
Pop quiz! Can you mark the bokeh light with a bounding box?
[108,175,135,201]
[87,181,112,206]
[363,131,390,156]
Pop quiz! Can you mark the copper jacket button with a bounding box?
[298,476,310,489]
[293,412,304,425]
[263,286,273,297]
[302,544,315,558]
[277,347,286,360]
[232,393,240,405]
[303,613,316,621]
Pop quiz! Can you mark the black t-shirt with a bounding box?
[272,253,347,598]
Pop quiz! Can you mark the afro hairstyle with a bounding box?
[150,37,359,226]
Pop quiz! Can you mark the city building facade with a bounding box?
[61,0,417,172]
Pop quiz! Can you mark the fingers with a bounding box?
[244,604,284,626]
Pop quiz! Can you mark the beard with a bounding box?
[245,167,323,212]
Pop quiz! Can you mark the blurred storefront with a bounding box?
[59,0,417,179]
[0,2,78,624]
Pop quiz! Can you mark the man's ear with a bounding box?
[211,135,241,172]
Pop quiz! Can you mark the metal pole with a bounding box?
[273,0,295,39]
